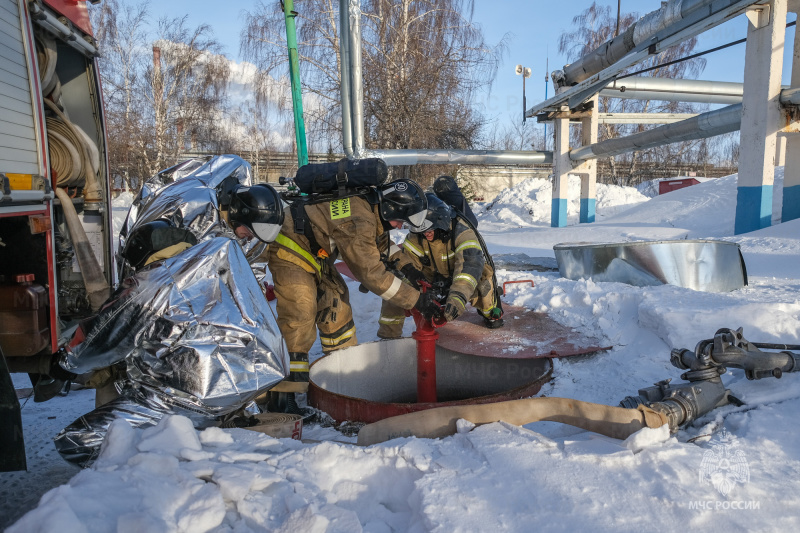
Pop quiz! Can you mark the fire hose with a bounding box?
[53,187,110,311]
[357,327,798,445]
[357,397,667,446]
[35,33,58,98]
[44,99,101,202]
[36,32,102,201]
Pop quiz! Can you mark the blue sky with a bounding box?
[147,0,796,130]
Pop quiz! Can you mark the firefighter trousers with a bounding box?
[269,254,358,354]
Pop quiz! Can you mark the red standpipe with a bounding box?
[410,309,444,403]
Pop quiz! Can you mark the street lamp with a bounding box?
[544,57,550,150]
[515,64,531,123]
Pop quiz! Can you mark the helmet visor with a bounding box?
[407,209,427,229]
[409,218,433,233]
[251,222,282,243]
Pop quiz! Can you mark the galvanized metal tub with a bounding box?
[553,239,747,292]
[308,338,552,424]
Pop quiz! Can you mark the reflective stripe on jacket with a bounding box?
[395,218,490,301]
[272,195,420,310]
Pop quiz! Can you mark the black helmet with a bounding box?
[122,220,198,270]
[377,179,427,229]
[410,193,454,233]
[228,184,285,243]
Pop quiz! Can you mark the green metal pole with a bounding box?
[283,0,308,166]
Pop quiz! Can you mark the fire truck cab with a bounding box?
[1,0,114,471]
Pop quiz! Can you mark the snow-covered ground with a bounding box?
[4,169,800,532]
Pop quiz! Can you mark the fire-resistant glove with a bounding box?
[401,264,426,289]
[414,291,441,320]
[443,292,467,322]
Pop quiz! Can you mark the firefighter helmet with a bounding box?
[410,193,454,234]
[228,184,285,243]
[122,219,198,270]
[377,179,428,229]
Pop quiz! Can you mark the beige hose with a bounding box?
[357,397,668,446]
[35,34,58,97]
[44,99,102,203]
[54,187,110,311]
[46,127,81,186]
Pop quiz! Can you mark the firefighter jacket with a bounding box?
[271,195,420,311]
[393,217,494,308]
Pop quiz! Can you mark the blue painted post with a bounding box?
[735,1,785,234]
[552,108,570,227]
[580,185,596,223]
[579,95,598,224]
[783,4,800,223]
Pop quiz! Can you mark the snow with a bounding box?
[4,169,800,531]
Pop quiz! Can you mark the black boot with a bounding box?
[32,375,69,403]
[480,308,504,329]
[31,352,78,403]
[266,391,302,414]
[267,352,310,413]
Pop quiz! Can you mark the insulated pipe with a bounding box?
[357,396,668,446]
[347,0,367,156]
[54,187,110,312]
[362,149,553,166]
[559,0,712,87]
[570,103,742,161]
[601,77,744,104]
[339,0,354,158]
[780,87,800,105]
[339,0,552,166]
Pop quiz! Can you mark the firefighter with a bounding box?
[120,183,284,275]
[76,184,285,407]
[377,193,504,340]
[267,178,439,408]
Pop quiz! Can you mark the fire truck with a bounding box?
[1,0,114,471]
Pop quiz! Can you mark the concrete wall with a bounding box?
[456,165,552,201]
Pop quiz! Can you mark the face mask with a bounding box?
[251,222,281,243]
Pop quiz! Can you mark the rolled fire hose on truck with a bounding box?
[35,34,58,100]
[44,98,101,202]
[36,33,109,311]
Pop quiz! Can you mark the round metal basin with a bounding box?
[553,239,747,292]
[308,338,552,424]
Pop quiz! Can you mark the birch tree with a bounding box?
[91,1,232,188]
[90,0,149,190]
[241,0,504,183]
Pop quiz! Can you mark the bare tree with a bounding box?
[241,0,505,184]
[484,112,542,151]
[144,20,231,175]
[91,1,232,188]
[558,2,707,186]
[242,0,341,152]
[90,0,149,190]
